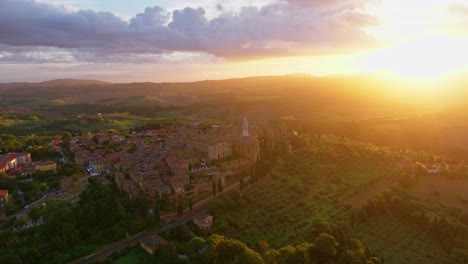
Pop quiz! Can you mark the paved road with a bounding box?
[160,177,250,221]
[70,179,247,264]
[71,210,203,264]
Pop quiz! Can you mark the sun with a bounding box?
[360,36,468,81]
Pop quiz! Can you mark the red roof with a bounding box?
[5,154,17,161]
[0,160,8,168]
[50,139,63,145]
[165,155,177,163]
[12,153,29,157]
[0,190,8,197]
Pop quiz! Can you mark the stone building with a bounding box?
[187,135,232,160]
[232,118,259,163]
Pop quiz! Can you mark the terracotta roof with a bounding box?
[172,160,187,167]
[50,139,63,145]
[0,160,8,168]
[0,190,8,197]
[140,234,168,249]
[12,153,30,157]
[5,154,17,160]
[194,212,212,222]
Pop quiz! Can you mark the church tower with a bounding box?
[242,117,249,137]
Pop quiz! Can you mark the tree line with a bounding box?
[357,188,468,264]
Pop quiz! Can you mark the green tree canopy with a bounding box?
[205,234,264,264]
[188,236,206,256]
[315,233,339,257]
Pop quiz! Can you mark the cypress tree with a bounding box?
[212,179,217,197]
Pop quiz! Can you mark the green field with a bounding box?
[211,136,449,263]
[0,112,171,135]
[112,247,153,264]
[354,216,446,264]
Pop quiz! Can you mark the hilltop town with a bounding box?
[0,117,274,218]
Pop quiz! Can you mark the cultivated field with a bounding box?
[212,136,452,263]
[342,180,396,208]
[409,174,468,212]
[354,216,446,264]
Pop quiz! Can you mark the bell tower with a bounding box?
[242,117,249,137]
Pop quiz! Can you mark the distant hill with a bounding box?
[0,74,465,118]
[37,79,112,87]
[2,73,468,158]
[0,82,29,91]
[0,79,110,92]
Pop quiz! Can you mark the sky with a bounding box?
[0,0,468,82]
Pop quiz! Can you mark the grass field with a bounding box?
[213,175,349,248]
[213,137,403,248]
[354,216,446,264]
[212,137,449,263]
[342,180,396,208]
[409,174,468,212]
[0,113,150,135]
[112,247,153,264]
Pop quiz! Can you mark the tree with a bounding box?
[338,250,362,264]
[153,242,183,264]
[29,206,45,221]
[212,179,217,197]
[177,204,183,215]
[13,218,27,228]
[448,248,468,264]
[42,202,79,249]
[188,237,206,257]
[310,218,331,236]
[76,181,125,228]
[61,132,72,142]
[0,254,22,264]
[189,198,193,211]
[314,233,338,257]
[218,178,223,193]
[205,235,264,264]
[240,175,245,191]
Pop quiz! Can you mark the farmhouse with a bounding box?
[427,166,440,174]
[139,234,168,255]
[193,213,213,230]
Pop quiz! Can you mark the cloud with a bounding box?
[0,0,377,63]
[287,0,359,9]
[450,4,468,16]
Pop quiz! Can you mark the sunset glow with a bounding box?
[0,0,467,82]
[2,2,468,263]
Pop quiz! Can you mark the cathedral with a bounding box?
[232,117,259,163]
